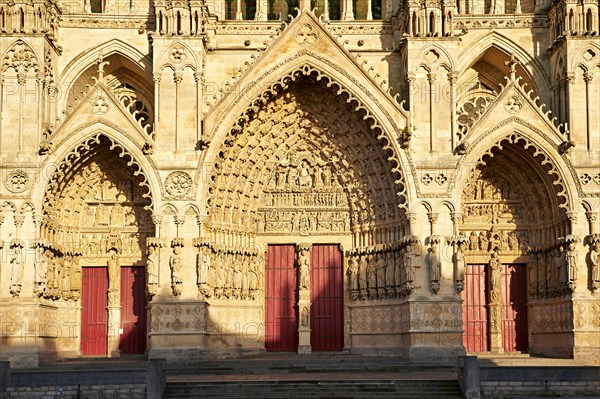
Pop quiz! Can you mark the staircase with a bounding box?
[162,356,465,399]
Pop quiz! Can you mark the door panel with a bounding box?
[81,267,108,356]
[120,266,147,354]
[265,245,298,351]
[310,244,343,352]
[501,264,528,352]
[462,264,489,352]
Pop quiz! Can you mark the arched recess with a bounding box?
[456,33,550,102]
[456,130,577,353]
[57,40,152,123]
[40,134,155,266]
[206,73,408,249]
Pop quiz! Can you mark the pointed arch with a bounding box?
[31,127,161,217]
[456,31,550,101]
[452,119,578,214]
[0,38,40,74]
[201,54,412,211]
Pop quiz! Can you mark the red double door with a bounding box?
[81,267,147,355]
[264,244,343,352]
[462,263,527,353]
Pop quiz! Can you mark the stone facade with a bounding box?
[0,0,598,367]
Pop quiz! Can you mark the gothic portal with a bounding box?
[0,0,599,367]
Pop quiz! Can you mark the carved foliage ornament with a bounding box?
[165,171,193,199]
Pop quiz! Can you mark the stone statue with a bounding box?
[9,246,24,297]
[170,247,183,296]
[347,256,359,294]
[590,242,600,291]
[404,243,416,287]
[566,242,578,286]
[508,232,519,251]
[488,250,501,303]
[70,255,82,300]
[299,248,310,290]
[34,246,48,296]
[454,241,466,292]
[107,248,120,292]
[384,251,395,290]
[358,255,368,298]
[146,245,159,297]
[469,232,478,251]
[46,253,60,299]
[556,244,567,286]
[297,160,312,187]
[376,251,386,291]
[428,241,442,294]
[478,232,489,251]
[197,246,210,287]
[528,253,539,296]
[301,305,309,327]
[366,254,377,297]
[61,255,73,296]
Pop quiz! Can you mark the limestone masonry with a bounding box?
[0,0,598,367]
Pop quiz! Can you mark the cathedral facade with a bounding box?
[0,0,598,367]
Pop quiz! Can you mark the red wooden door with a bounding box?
[265,245,298,351]
[81,267,108,356]
[310,244,343,352]
[462,264,489,352]
[120,266,147,354]
[501,264,528,352]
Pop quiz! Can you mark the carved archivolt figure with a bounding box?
[9,246,24,297]
[170,247,183,296]
[299,248,310,290]
[146,245,159,296]
[107,248,120,292]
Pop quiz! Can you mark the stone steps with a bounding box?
[162,380,465,399]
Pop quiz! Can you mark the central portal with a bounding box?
[265,244,343,352]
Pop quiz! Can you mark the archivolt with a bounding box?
[454,132,570,214]
[207,75,407,245]
[44,133,155,217]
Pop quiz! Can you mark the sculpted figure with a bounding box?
[404,243,416,286]
[70,256,82,300]
[566,242,578,284]
[146,245,159,296]
[297,160,312,187]
[478,232,489,251]
[454,241,466,291]
[591,242,600,291]
[169,247,183,296]
[197,246,210,286]
[556,244,567,286]
[528,253,539,296]
[366,255,377,295]
[428,241,442,294]
[46,252,59,299]
[385,251,395,289]
[488,250,502,303]
[9,246,24,297]
[376,252,386,290]
[469,232,478,251]
[61,255,73,297]
[107,248,120,292]
[358,255,368,298]
[34,246,48,296]
[299,248,310,289]
[347,256,359,292]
